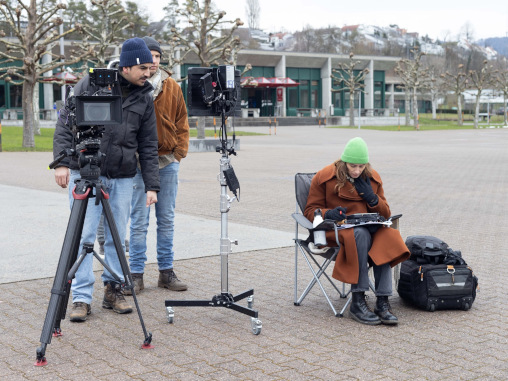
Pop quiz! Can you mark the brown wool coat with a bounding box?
[304,163,409,284]
[153,71,190,161]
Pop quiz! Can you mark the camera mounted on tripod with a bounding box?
[186,65,241,117]
[187,65,241,157]
[50,67,123,181]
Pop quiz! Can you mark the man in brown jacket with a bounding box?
[127,36,190,294]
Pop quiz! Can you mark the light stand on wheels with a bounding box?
[164,87,262,335]
[35,71,153,366]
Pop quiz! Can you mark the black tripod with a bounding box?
[164,102,262,335]
[35,139,153,366]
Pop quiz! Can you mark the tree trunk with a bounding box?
[431,91,437,119]
[457,94,463,126]
[405,91,411,126]
[474,95,480,129]
[349,92,355,126]
[412,88,419,130]
[504,97,507,125]
[22,81,36,148]
[33,85,41,136]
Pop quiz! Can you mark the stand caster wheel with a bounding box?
[166,306,174,324]
[251,317,262,335]
[247,295,254,309]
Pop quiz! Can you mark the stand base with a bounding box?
[165,289,262,335]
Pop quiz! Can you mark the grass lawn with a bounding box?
[0,125,265,152]
[329,113,508,131]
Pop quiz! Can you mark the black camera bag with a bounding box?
[397,235,478,311]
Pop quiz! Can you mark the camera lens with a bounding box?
[84,102,110,122]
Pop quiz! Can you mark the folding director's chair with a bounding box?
[292,173,352,317]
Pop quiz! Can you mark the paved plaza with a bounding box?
[0,126,507,380]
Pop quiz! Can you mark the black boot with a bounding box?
[349,292,381,325]
[374,296,398,325]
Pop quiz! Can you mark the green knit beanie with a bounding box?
[341,137,369,164]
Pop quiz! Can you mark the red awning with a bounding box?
[241,77,299,88]
[277,77,299,87]
[43,71,78,84]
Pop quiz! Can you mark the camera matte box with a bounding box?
[75,95,123,126]
[187,67,241,117]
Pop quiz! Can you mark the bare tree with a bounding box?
[245,0,260,30]
[494,68,508,125]
[394,47,428,128]
[468,60,496,129]
[0,0,92,148]
[459,22,475,42]
[331,52,370,127]
[293,25,317,53]
[421,55,446,120]
[440,64,469,126]
[421,66,441,119]
[173,0,244,67]
[65,0,134,67]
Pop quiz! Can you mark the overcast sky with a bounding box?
[141,0,508,41]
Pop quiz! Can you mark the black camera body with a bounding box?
[58,68,123,179]
[74,68,123,128]
[187,65,241,117]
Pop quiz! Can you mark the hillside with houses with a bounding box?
[233,23,506,61]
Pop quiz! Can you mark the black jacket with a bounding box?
[53,74,160,192]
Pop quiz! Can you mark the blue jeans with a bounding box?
[129,163,179,273]
[350,227,392,296]
[68,170,133,304]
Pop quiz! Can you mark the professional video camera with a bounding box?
[187,65,241,117]
[50,67,123,179]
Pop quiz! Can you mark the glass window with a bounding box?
[332,91,341,108]
[0,84,5,108]
[288,88,298,108]
[9,83,23,108]
[301,89,309,108]
[311,90,318,108]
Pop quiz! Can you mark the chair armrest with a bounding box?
[292,214,337,232]
[291,213,313,230]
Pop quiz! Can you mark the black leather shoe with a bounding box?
[350,292,381,325]
[374,296,398,325]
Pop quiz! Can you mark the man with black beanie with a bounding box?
[53,37,160,322]
[127,36,190,295]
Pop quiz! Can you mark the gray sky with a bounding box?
[143,0,508,41]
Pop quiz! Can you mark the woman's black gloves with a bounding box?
[325,206,347,221]
[353,176,379,207]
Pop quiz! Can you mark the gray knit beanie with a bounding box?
[142,36,162,55]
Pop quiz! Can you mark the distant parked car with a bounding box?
[496,108,506,115]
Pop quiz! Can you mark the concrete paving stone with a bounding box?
[1,127,508,379]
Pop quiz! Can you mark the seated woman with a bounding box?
[304,137,409,325]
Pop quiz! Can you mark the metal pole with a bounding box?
[59,6,65,101]
[219,155,230,294]
[358,92,361,129]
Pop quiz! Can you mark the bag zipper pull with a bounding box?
[447,265,455,284]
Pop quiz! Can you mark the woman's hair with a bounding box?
[333,159,373,193]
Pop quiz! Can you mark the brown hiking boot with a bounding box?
[102,282,133,314]
[158,269,188,291]
[69,302,91,322]
[124,273,144,296]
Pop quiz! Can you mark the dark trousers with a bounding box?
[350,227,392,296]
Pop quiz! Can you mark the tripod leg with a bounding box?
[36,197,88,366]
[101,195,153,348]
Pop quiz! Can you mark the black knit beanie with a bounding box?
[119,37,153,67]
